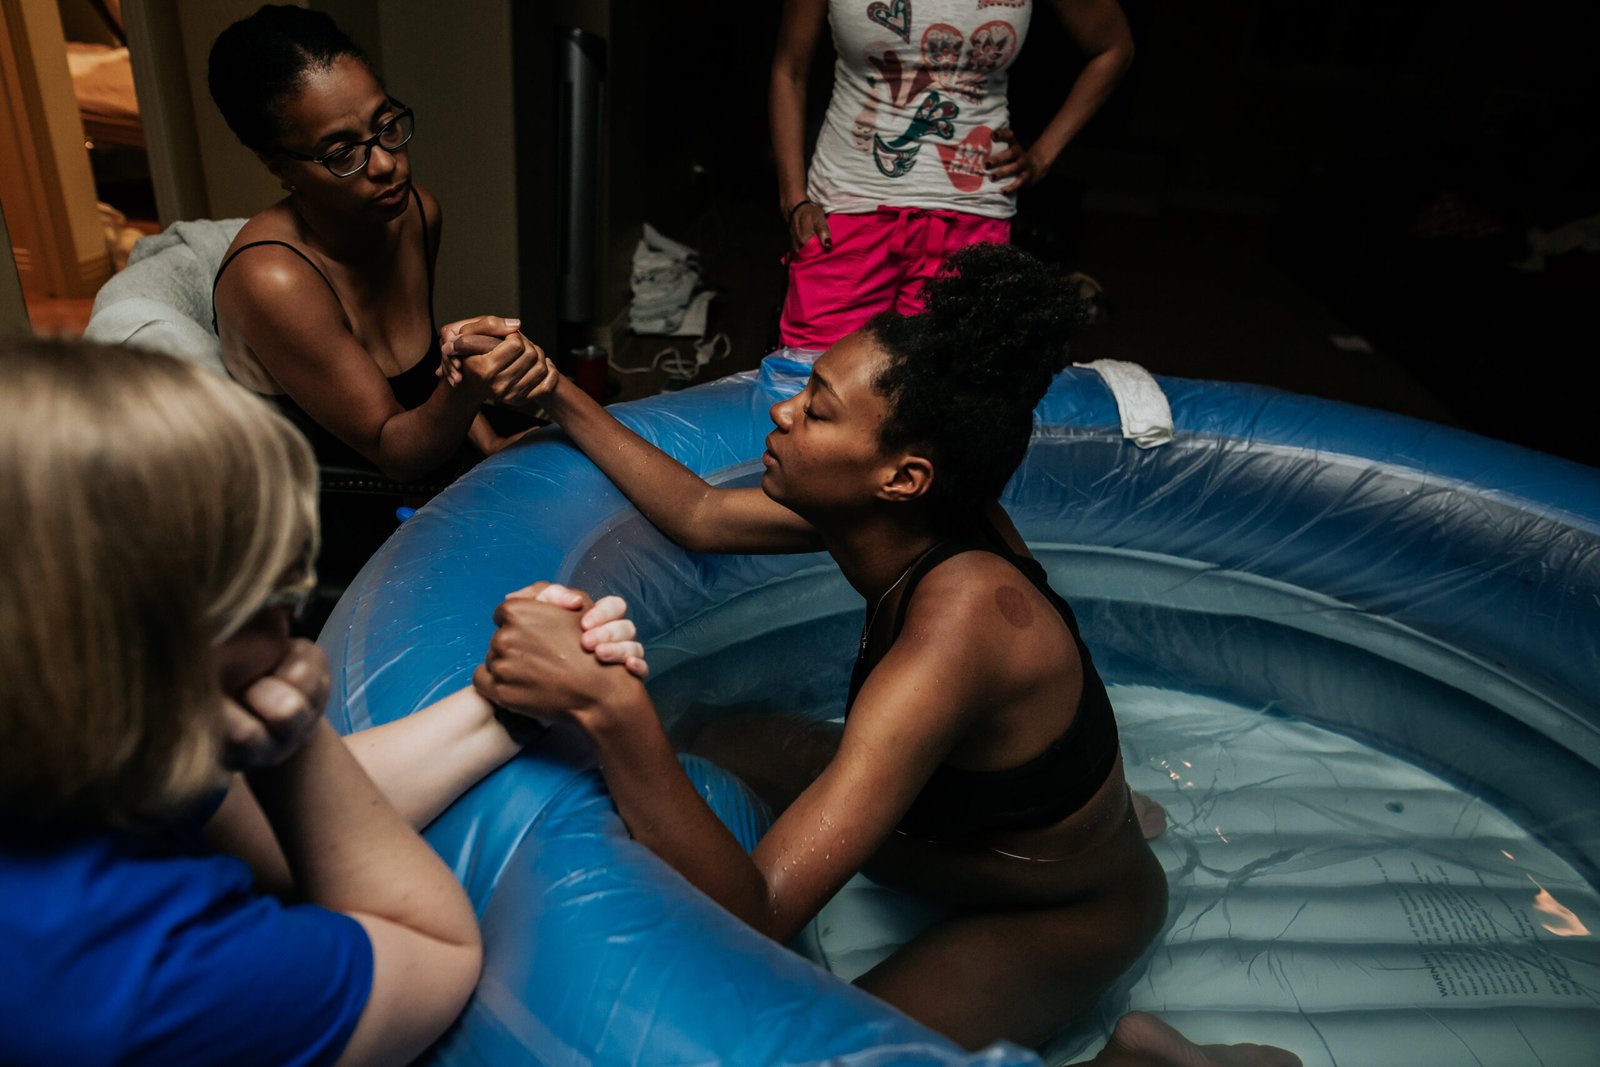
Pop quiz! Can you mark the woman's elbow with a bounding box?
[421,939,484,1048]
[770,60,808,101]
[669,527,719,554]
[1114,37,1135,74]
[651,501,721,553]
[446,939,485,1008]
[365,437,441,484]
[373,456,431,484]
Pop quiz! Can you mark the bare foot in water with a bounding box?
[1131,790,1168,839]
[1085,1012,1301,1067]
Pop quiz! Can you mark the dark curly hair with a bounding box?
[870,243,1090,510]
[207,5,371,155]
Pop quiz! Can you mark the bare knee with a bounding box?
[686,713,838,812]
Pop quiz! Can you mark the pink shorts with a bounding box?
[778,206,1012,351]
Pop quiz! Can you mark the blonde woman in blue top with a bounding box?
[0,338,643,1066]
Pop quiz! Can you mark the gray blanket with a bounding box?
[82,217,247,374]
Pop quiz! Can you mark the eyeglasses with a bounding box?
[278,102,414,179]
[259,568,319,622]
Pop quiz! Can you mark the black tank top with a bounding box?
[845,523,1121,841]
[211,187,443,470]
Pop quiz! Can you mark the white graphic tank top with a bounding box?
[807,0,1033,219]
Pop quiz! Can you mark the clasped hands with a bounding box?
[223,583,647,772]
[474,582,649,730]
[436,315,560,409]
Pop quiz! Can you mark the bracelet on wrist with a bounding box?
[785,198,815,226]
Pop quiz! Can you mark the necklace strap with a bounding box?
[859,539,945,654]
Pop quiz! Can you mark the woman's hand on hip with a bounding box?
[988,127,1048,193]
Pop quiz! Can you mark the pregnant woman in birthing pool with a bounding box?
[467,245,1297,1067]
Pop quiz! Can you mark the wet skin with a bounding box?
[705,333,1170,1046]
[478,323,1298,1061]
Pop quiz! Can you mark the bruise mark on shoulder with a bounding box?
[995,583,1033,629]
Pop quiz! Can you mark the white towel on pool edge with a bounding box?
[1074,359,1174,449]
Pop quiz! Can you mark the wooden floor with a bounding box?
[25,294,95,338]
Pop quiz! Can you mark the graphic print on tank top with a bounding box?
[849,2,1022,190]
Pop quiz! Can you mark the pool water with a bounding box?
[642,549,1600,1067]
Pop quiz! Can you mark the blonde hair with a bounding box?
[0,337,319,831]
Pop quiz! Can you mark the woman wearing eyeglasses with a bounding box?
[0,337,646,1066]
[208,5,548,484]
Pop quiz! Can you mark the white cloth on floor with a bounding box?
[82,218,246,375]
[1074,358,1174,449]
[674,289,716,339]
[629,222,714,336]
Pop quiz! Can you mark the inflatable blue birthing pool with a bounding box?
[320,350,1600,1066]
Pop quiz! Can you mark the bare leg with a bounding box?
[1130,790,1168,840]
[692,720,1278,1065]
[856,843,1168,1050]
[1082,1012,1301,1067]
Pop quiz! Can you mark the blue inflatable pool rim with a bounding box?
[321,352,1600,1066]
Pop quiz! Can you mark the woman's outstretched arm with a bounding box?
[444,328,821,555]
[206,684,524,897]
[208,587,645,892]
[474,584,987,944]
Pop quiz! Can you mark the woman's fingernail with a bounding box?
[262,686,299,716]
[505,318,521,328]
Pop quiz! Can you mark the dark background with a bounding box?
[608,0,1598,469]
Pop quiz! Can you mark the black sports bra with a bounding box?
[211,187,442,469]
[845,523,1121,842]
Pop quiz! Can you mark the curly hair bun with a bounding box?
[918,242,1091,402]
[870,242,1091,508]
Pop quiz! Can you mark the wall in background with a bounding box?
[0,0,111,297]
[120,0,557,342]
[0,198,30,331]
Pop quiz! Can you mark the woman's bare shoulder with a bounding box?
[915,548,1020,598]
[218,206,323,293]
[904,550,1063,648]
[225,201,300,254]
[413,182,442,222]
[214,218,343,331]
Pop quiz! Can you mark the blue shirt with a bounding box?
[1,810,373,1067]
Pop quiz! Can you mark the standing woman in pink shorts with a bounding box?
[771,0,1134,350]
